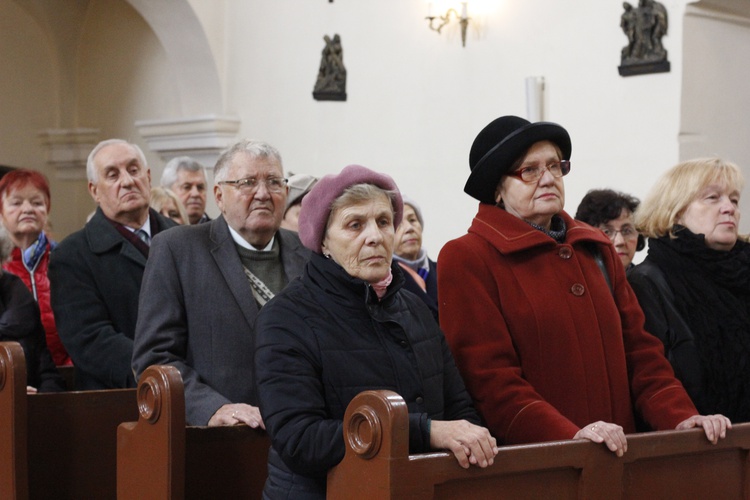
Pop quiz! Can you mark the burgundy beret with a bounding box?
[298,164,403,253]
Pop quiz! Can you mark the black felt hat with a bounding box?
[465,115,572,204]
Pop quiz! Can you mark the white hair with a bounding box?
[160,156,206,188]
[86,139,148,183]
[213,140,283,183]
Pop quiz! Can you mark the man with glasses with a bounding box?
[133,140,310,426]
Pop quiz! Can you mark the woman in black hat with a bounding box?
[438,115,730,457]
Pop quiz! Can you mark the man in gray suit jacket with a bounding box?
[132,140,310,426]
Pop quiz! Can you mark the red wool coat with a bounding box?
[438,205,697,445]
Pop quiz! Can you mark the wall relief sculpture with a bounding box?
[313,34,347,101]
[619,0,670,76]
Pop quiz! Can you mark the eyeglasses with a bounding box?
[506,160,571,183]
[600,226,638,241]
[217,176,288,194]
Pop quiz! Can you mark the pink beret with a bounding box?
[298,164,403,253]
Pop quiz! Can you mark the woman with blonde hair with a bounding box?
[629,158,750,422]
[150,186,189,225]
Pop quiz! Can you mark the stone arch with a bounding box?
[124,0,223,116]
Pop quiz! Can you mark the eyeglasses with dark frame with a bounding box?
[599,225,639,241]
[217,176,288,194]
[506,160,571,183]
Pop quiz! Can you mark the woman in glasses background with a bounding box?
[575,189,645,270]
[438,115,730,458]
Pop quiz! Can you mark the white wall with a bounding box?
[681,4,750,231]
[11,0,750,251]
[0,0,58,171]
[214,0,690,254]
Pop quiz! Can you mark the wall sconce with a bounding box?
[426,2,470,47]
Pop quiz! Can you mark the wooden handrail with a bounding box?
[328,390,750,499]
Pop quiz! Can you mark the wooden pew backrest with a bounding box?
[0,341,138,500]
[0,342,28,499]
[118,365,270,500]
[328,390,750,500]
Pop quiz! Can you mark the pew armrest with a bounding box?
[0,342,28,499]
[117,364,186,500]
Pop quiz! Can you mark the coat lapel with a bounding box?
[209,217,259,328]
[86,208,147,268]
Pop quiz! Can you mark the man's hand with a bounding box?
[208,403,265,429]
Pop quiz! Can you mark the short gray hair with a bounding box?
[213,140,283,183]
[160,156,206,188]
[87,139,147,184]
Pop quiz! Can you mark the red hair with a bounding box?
[0,169,52,211]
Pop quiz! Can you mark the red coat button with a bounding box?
[571,283,585,296]
[558,247,572,259]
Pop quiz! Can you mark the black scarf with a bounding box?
[526,214,567,243]
[647,226,750,421]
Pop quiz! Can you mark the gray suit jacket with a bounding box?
[132,215,309,425]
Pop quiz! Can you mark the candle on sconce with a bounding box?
[460,2,468,20]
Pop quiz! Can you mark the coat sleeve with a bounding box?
[610,252,698,429]
[627,264,673,354]
[0,274,65,392]
[132,233,231,425]
[437,325,482,426]
[48,240,135,388]
[255,298,345,476]
[438,238,580,444]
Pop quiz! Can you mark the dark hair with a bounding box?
[575,189,645,251]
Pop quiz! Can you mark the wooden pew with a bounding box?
[56,365,75,392]
[0,341,138,500]
[117,365,270,500]
[327,390,750,499]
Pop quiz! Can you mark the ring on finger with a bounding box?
[591,425,598,431]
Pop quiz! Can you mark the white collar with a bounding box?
[125,215,151,237]
[227,225,274,251]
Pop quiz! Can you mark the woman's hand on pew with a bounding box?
[208,403,266,429]
[676,414,731,444]
[430,420,498,469]
[574,421,627,457]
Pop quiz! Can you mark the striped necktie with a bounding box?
[135,229,150,246]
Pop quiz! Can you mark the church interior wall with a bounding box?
[2,0,750,253]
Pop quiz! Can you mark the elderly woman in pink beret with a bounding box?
[255,164,496,499]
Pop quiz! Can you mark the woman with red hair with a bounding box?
[0,169,71,366]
